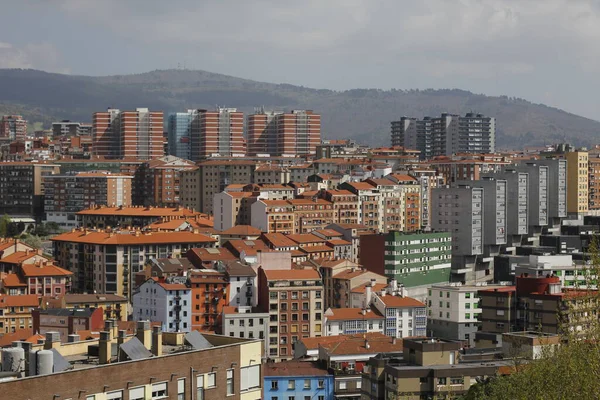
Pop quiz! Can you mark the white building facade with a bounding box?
[133,279,192,332]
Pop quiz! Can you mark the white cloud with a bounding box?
[0,41,70,73]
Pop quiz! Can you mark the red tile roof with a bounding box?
[220,225,262,236]
[51,229,217,245]
[264,361,328,377]
[300,245,334,254]
[262,269,320,280]
[286,234,324,244]
[326,239,352,246]
[351,283,388,294]
[262,233,298,248]
[1,273,26,287]
[325,308,384,321]
[21,264,72,277]
[0,294,40,308]
[76,206,202,218]
[379,296,425,308]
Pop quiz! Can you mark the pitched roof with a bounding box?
[299,332,396,352]
[2,273,26,287]
[21,264,72,277]
[326,239,352,246]
[378,296,426,308]
[389,173,417,182]
[345,181,376,191]
[0,328,34,347]
[262,268,320,281]
[51,229,217,245]
[325,308,384,321]
[76,206,202,218]
[0,251,44,265]
[262,233,298,248]
[300,245,334,254]
[63,294,127,304]
[351,283,388,294]
[313,229,344,238]
[264,361,329,377]
[325,332,404,355]
[286,234,324,244]
[187,247,236,262]
[332,268,369,280]
[0,294,40,308]
[224,239,272,257]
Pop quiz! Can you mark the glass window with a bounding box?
[207,372,216,388]
[177,379,185,400]
[227,369,234,395]
[151,382,168,399]
[197,375,204,400]
[288,380,296,390]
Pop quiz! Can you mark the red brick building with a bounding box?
[189,270,229,332]
[191,108,245,160]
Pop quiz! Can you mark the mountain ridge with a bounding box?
[0,68,598,149]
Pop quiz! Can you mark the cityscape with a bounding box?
[1,2,600,399]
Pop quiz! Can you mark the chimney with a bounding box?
[117,329,127,346]
[44,331,60,350]
[370,279,376,287]
[99,331,111,364]
[136,321,151,350]
[104,320,114,340]
[151,326,163,357]
[361,309,366,315]
[67,334,80,343]
[110,319,118,340]
[365,339,370,349]
[392,337,397,345]
[365,285,372,308]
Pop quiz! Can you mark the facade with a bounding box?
[371,292,427,338]
[133,155,197,206]
[133,278,192,332]
[0,330,264,400]
[76,205,205,228]
[360,231,452,295]
[0,294,39,334]
[192,108,246,160]
[324,307,384,336]
[32,307,104,340]
[391,113,495,158]
[44,171,133,228]
[426,282,511,346]
[247,109,321,156]
[222,306,269,345]
[589,155,600,212]
[92,108,163,159]
[0,115,27,141]
[1,262,72,296]
[521,159,568,226]
[51,228,216,298]
[52,120,92,137]
[263,361,333,400]
[189,270,229,332]
[258,268,324,361]
[566,149,589,216]
[0,162,60,218]
[167,110,196,159]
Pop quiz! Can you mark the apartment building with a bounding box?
[566,149,589,216]
[51,227,216,298]
[251,198,336,235]
[222,305,269,344]
[253,164,290,184]
[258,268,324,361]
[0,328,263,400]
[589,155,600,212]
[1,261,72,296]
[181,159,257,214]
[431,185,486,283]
[167,109,197,159]
[391,113,495,158]
[366,177,421,232]
[370,290,427,338]
[0,294,39,334]
[247,109,321,156]
[427,282,512,346]
[76,205,205,228]
[52,120,92,137]
[0,162,59,218]
[191,108,245,160]
[133,278,192,332]
[92,108,163,159]
[44,171,133,228]
[324,307,385,336]
[263,361,333,400]
[0,115,27,141]
[56,293,128,321]
[188,270,229,332]
[132,155,197,206]
[360,231,452,299]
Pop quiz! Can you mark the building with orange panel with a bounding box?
[191,108,245,160]
[247,109,320,157]
[92,108,163,160]
[189,270,229,332]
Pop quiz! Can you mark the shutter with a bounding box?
[129,387,145,400]
[152,382,167,392]
[249,365,260,388]
[241,367,249,391]
[106,391,123,400]
[197,375,204,388]
[178,378,186,394]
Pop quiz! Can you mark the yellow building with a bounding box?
[566,150,588,215]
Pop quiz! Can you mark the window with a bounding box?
[197,375,204,400]
[271,381,279,390]
[207,372,216,388]
[147,381,168,399]
[241,365,261,391]
[129,387,146,400]
[356,380,362,389]
[227,369,234,395]
[339,381,347,390]
[288,380,296,390]
[318,379,325,389]
[304,379,311,389]
[177,379,186,400]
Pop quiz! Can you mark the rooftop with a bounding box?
[264,361,329,377]
[262,268,320,281]
[51,229,217,245]
[377,296,426,308]
[76,205,202,218]
[220,225,262,236]
[325,307,384,321]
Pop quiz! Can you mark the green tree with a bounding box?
[20,234,43,249]
[0,214,10,237]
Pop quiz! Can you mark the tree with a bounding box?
[20,234,42,249]
[0,214,10,237]
[463,237,600,399]
[6,222,19,238]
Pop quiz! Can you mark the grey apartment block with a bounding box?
[483,169,528,241]
[511,163,549,233]
[428,319,477,346]
[534,159,567,223]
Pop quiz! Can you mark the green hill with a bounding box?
[0,68,598,148]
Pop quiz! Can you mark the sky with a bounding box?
[0,0,599,119]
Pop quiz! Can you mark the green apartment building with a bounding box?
[360,231,452,299]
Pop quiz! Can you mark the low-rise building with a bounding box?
[263,361,333,400]
[324,307,385,336]
[370,290,427,338]
[76,205,205,228]
[1,261,72,296]
[221,305,269,349]
[0,294,39,334]
[133,278,192,332]
[32,307,104,340]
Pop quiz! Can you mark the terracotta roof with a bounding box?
[198,160,257,166]
[262,233,298,248]
[264,361,329,377]
[379,296,426,308]
[222,305,238,315]
[21,264,72,277]
[51,229,217,245]
[76,206,202,218]
[0,294,40,308]
[333,269,369,280]
[299,332,396,352]
[326,239,352,246]
[325,332,404,355]
[324,189,355,196]
[224,184,246,190]
[313,229,344,238]
[220,225,262,236]
[389,173,416,182]
[0,328,34,347]
[351,283,388,294]
[262,268,320,280]
[157,282,189,291]
[224,239,272,257]
[345,182,375,190]
[366,178,397,186]
[286,234,324,244]
[260,199,294,207]
[2,273,26,287]
[478,286,516,293]
[301,245,334,254]
[0,240,34,252]
[0,251,44,265]
[226,192,255,199]
[290,250,306,257]
[288,198,332,205]
[187,247,236,262]
[325,308,384,321]
[64,294,127,304]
